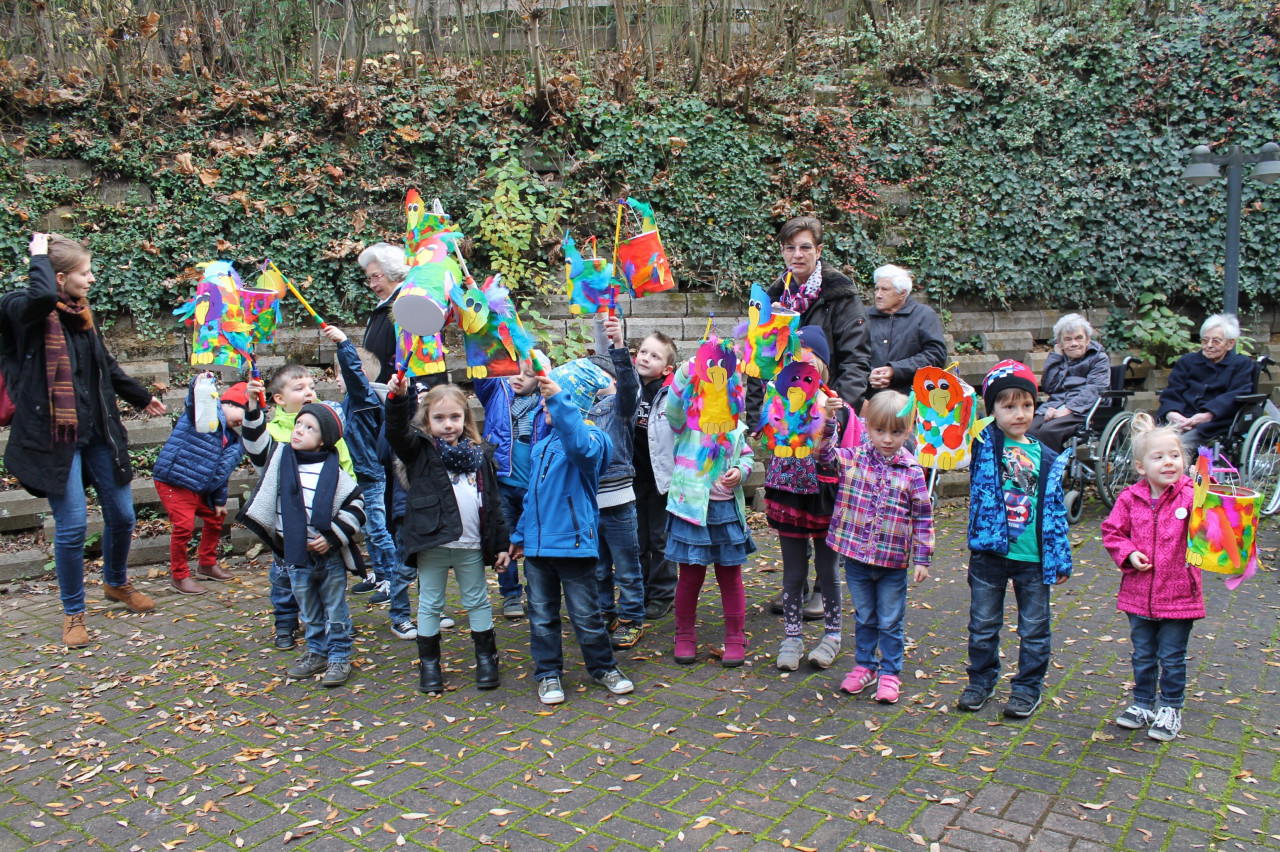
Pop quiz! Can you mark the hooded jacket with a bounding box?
[153,376,244,506]
[511,390,613,558]
[334,338,388,481]
[968,422,1073,583]
[588,345,640,492]
[1101,476,1205,621]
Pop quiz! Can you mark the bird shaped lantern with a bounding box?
[759,359,827,458]
[741,283,799,381]
[448,274,536,379]
[905,365,990,470]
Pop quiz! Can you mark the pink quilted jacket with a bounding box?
[1101,476,1205,620]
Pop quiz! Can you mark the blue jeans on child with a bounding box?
[270,558,301,634]
[287,554,353,663]
[525,555,617,681]
[966,551,1053,699]
[359,474,397,588]
[596,501,646,625]
[388,527,415,626]
[1128,614,1194,709]
[496,483,526,603]
[416,547,492,636]
[844,559,908,676]
[47,437,136,615]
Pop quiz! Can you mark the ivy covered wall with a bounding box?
[0,0,1277,339]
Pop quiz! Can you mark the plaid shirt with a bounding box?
[819,435,934,570]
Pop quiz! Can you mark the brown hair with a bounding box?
[47,234,91,275]
[864,390,912,432]
[355,346,382,381]
[643,332,679,368]
[414,384,482,444]
[778,216,823,247]
[269,364,312,397]
[993,386,1036,408]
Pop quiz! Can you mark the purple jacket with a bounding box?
[1101,476,1205,621]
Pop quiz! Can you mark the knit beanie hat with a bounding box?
[981,359,1038,411]
[798,325,831,369]
[220,382,249,411]
[297,402,343,452]
[588,352,617,378]
[549,359,612,416]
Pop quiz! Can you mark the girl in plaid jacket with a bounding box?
[817,390,934,704]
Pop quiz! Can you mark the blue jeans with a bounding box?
[966,551,1053,698]
[596,501,646,624]
[48,439,136,615]
[1128,614,1194,709]
[496,483,526,601]
[844,559,908,676]
[270,557,300,633]
[359,474,397,587]
[416,547,492,636]
[388,527,415,625]
[525,555,616,680]
[287,554,353,662]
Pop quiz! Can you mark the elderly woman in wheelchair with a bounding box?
[1155,314,1254,453]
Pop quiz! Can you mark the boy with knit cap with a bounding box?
[241,389,366,688]
[958,359,1073,719]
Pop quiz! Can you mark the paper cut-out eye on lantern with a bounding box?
[448,274,536,379]
[759,360,826,458]
[905,366,990,471]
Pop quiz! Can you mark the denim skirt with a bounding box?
[665,498,757,567]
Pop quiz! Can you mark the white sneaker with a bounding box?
[440,616,456,629]
[1148,706,1182,742]
[538,676,565,705]
[391,620,418,640]
[594,668,634,695]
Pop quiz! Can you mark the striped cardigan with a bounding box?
[236,408,366,575]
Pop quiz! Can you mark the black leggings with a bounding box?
[779,535,841,637]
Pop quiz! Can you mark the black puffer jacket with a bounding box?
[385,394,509,565]
[747,263,872,424]
[0,256,152,498]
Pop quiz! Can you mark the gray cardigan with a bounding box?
[1038,342,1111,414]
[865,296,948,397]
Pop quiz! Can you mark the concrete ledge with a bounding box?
[979,331,1032,361]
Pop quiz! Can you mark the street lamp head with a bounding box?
[1251,142,1280,186]
[1181,145,1221,187]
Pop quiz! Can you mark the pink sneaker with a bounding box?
[876,674,901,704]
[840,665,878,695]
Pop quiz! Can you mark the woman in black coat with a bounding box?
[0,233,166,647]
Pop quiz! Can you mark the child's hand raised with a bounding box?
[537,375,561,398]
[822,393,844,415]
[246,378,266,410]
[1128,551,1152,571]
[604,316,625,349]
[386,373,408,398]
[321,325,348,344]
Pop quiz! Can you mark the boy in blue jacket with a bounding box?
[321,326,408,638]
[154,374,245,595]
[509,362,633,705]
[959,360,1073,720]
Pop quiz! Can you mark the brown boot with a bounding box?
[104,581,156,613]
[63,612,90,648]
[196,563,233,581]
[170,575,205,595]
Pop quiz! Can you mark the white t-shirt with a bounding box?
[276,460,326,540]
[444,472,481,549]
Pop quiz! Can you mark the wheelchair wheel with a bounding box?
[1242,416,1280,516]
[1063,489,1084,525]
[1096,410,1137,508]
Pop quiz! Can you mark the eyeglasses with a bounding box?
[367,273,388,283]
[1201,336,1227,345]
[781,244,817,254]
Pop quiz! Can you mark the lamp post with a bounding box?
[1180,142,1280,316]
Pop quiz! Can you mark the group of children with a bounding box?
[149,318,1207,740]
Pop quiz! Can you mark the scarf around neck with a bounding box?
[436,436,485,476]
[781,261,823,315]
[44,293,94,444]
[279,446,339,566]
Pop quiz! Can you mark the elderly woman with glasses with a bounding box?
[865,264,947,401]
[1026,313,1112,452]
[358,242,411,384]
[1156,314,1254,450]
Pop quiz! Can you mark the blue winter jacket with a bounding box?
[587,346,640,488]
[968,423,1073,583]
[335,339,386,482]
[474,376,551,479]
[511,391,613,558]
[153,378,244,507]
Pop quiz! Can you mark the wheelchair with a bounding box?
[1056,356,1142,524]
[1096,353,1280,518]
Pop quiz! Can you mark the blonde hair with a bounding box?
[414,384,482,444]
[864,390,913,432]
[47,234,91,275]
[1129,411,1182,465]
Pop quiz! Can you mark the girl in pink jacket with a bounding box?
[1101,413,1205,743]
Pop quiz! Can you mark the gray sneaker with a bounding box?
[287,651,328,678]
[503,597,525,619]
[1147,706,1182,742]
[538,676,565,705]
[594,668,634,695]
[807,634,841,669]
[321,660,352,687]
[776,637,804,671]
[1115,704,1155,730]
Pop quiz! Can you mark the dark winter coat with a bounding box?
[1156,350,1254,440]
[747,263,872,424]
[153,377,244,506]
[1037,342,1111,415]
[385,394,510,566]
[334,338,387,481]
[865,295,948,398]
[0,256,153,498]
[364,285,402,384]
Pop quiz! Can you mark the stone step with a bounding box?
[0,525,260,583]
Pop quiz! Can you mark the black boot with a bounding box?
[472,629,500,690]
[416,633,444,695]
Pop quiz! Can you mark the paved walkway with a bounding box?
[1,504,1278,851]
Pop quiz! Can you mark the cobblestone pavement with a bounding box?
[2,502,1279,852]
